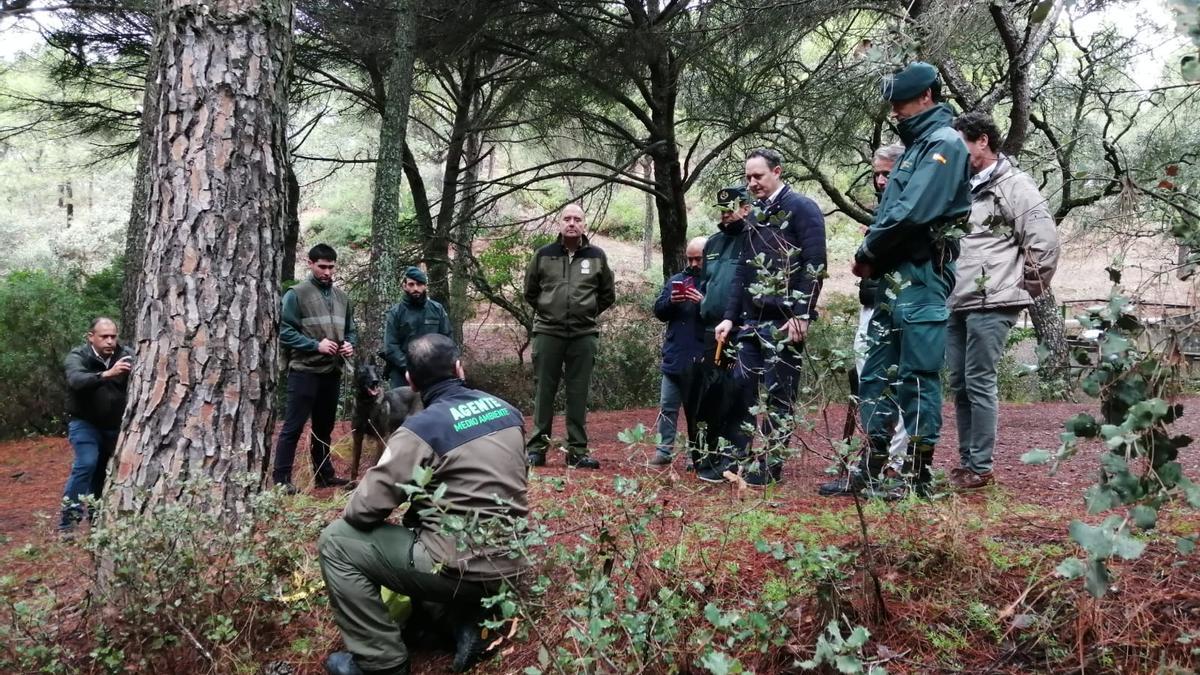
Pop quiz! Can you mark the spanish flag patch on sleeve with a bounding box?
[932,153,947,164]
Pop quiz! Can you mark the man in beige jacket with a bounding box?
[319,334,528,675]
[947,111,1059,489]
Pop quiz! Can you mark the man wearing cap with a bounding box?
[523,204,616,469]
[273,243,357,493]
[851,62,971,500]
[382,266,454,389]
[689,186,753,476]
[648,236,707,467]
[714,148,827,486]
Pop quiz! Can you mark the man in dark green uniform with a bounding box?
[274,244,357,493]
[851,62,971,500]
[690,186,751,474]
[523,204,616,469]
[382,266,453,389]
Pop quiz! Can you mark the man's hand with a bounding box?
[684,287,703,304]
[103,356,132,379]
[317,338,340,355]
[339,341,355,358]
[785,317,809,343]
[714,319,734,343]
[851,260,874,279]
[669,290,687,304]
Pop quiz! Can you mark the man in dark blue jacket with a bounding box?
[648,237,707,466]
[714,148,827,486]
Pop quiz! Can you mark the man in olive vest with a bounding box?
[273,244,358,493]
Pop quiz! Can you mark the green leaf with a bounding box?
[699,650,742,675]
[1177,536,1196,555]
[1084,558,1111,598]
[1084,485,1120,514]
[1064,413,1099,437]
[1130,505,1157,530]
[1056,557,1085,579]
[1112,530,1146,560]
[1021,449,1052,465]
[1178,476,1200,508]
[1069,519,1113,558]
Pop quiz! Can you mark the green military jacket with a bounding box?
[382,296,453,374]
[856,103,971,275]
[698,219,746,327]
[280,277,357,374]
[523,234,616,338]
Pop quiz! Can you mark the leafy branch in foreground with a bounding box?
[1023,265,1200,597]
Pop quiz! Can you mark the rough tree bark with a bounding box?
[106,0,294,522]
[118,20,162,344]
[362,0,417,360]
[282,155,301,283]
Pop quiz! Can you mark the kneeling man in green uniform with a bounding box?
[320,334,529,675]
[851,62,971,500]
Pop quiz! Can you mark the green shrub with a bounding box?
[0,264,120,438]
[0,478,331,673]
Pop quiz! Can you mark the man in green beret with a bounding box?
[850,61,971,500]
[382,266,453,389]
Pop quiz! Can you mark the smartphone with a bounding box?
[671,280,685,294]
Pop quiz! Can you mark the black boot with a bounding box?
[324,651,410,675]
[451,614,511,672]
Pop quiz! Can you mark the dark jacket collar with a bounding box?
[554,233,592,253]
[307,274,332,290]
[897,103,954,146]
[419,377,467,407]
[718,217,747,235]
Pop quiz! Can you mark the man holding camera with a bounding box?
[59,316,132,534]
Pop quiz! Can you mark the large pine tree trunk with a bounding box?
[118,21,161,344]
[363,0,417,360]
[106,0,294,522]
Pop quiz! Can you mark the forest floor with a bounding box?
[1,400,1199,673]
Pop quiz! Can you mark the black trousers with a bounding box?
[273,369,341,484]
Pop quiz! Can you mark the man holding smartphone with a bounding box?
[648,237,707,466]
[59,316,133,535]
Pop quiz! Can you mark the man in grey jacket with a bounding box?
[947,111,1059,490]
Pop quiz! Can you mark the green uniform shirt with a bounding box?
[382,296,453,374]
[856,103,971,274]
[523,235,616,338]
[698,220,746,326]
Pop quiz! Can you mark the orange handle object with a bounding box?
[714,335,726,366]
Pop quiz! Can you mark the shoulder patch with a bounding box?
[932,153,947,165]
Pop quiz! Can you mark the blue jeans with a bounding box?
[60,419,119,529]
[655,370,695,457]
